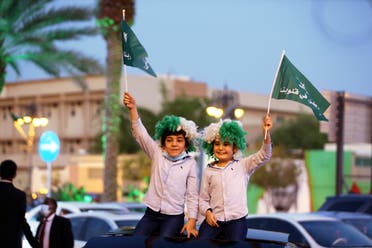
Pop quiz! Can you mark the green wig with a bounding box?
[202,119,247,158]
[153,115,198,152]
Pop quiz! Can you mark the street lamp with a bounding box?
[206,85,245,119]
[10,111,48,196]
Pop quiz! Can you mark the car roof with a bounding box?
[65,211,144,220]
[83,235,295,248]
[315,210,372,219]
[318,194,372,214]
[247,212,340,222]
[325,194,372,200]
[58,201,126,209]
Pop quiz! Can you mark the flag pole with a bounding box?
[122,9,128,92]
[264,50,285,139]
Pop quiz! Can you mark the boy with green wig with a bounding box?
[198,115,272,241]
[123,92,199,238]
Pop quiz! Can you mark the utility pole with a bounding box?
[335,91,345,195]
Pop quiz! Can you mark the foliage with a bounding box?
[270,114,328,151]
[53,183,87,202]
[89,105,158,154]
[120,106,158,153]
[250,158,301,190]
[159,96,214,129]
[121,153,150,202]
[121,151,151,180]
[0,0,103,92]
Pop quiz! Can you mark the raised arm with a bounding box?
[123,92,139,121]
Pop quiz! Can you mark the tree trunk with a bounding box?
[102,31,122,202]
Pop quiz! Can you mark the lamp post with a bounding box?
[206,85,245,119]
[10,111,48,196]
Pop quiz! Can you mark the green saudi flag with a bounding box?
[272,55,330,121]
[121,20,157,77]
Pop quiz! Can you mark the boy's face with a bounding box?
[163,134,186,157]
[213,138,236,163]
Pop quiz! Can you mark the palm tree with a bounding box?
[0,0,103,93]
[97,0,135,201]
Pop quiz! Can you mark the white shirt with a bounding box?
[131,118,199,219]
[40,213,55,248]
[199,143,272,221]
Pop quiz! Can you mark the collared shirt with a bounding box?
[0,179,12,183]
[41,213,56,248]
[199,143,272,222]
[131,118,199,219]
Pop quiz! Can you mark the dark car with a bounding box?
[318,194,372,215]
[83,229,298,248]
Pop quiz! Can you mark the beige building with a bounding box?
[2,75,368,199]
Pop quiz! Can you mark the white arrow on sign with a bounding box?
[39,141,59,153]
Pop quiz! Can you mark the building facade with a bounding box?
[1,75,370,199]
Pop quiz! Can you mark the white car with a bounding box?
[314,210,372,239]
[109,202,147,213]
[26,201,130,235]
[65,211,144,248]
[246,212,372,248]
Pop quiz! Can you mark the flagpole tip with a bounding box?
[122,9,126,19]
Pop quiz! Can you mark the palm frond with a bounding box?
[1,0,104,92]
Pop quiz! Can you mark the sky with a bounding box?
[6,0,372,97]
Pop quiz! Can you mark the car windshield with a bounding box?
[300,220,372,247]
[343,218,372,239]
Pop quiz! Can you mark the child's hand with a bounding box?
[262,114,272,132]
[123,92,136,110]
[205,210,219,227]
[180,219,198,238]
[123,92,139,120]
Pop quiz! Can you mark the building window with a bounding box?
[88,168,103,179]
[355,157,371,167]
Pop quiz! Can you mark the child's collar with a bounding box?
[162,151,189,162]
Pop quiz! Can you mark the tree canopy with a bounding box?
[271,114,328,151]
[0,0,103,92]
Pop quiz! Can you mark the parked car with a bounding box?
[246,213,372,247]
[65,211,144,248]
[107,201,147,213]
[315,211,372,239]
[318,194,372,215]
[26,202,130,234]
[83,229,298,248]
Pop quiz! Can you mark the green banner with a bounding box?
[121,20,157,77]
[272,55,330,121]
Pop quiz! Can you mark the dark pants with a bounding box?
[133,207,185,237]
[198,216,247,241]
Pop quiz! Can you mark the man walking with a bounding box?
[36,197,74,248]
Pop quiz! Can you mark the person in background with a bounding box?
[35,197,73,248]
[0,159,27,248]
[123,91,199,238]
[198,115,272,241]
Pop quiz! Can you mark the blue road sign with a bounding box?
[38,131,60,163]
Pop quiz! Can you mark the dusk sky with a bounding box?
[6,0,372,97]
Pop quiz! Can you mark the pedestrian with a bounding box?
[35,197,74,248]
[0,159,27,248]
[198,115,272,241]
[123,92,199,238]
